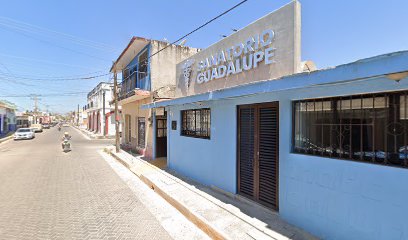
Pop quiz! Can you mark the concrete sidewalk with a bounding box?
[73,125,114,140]
[0,132,14,144]
[105,147,318,240]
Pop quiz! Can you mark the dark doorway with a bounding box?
[156,116,167,158]
[138,117,146,148]
[237,102,279,210]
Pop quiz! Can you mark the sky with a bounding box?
[0,0,407,113]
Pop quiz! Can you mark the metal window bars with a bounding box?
[293,90,408,168]
[181,108,211,139]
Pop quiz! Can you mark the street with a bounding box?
[0,126,172,240]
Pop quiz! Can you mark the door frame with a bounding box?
[125,114,131,143]
[237,101,279,210]
[155,115,167,158]
[137,117,146,148]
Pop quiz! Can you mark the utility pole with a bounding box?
[77,104,80,126]
[103,90,106,136]
[114,70,120,153]
[30,94,41,124]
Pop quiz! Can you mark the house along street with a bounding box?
[0,126,205,240]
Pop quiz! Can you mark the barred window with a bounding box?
[293,91,408,168]
[181,108,211,139]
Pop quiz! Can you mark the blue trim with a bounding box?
[124,43,151,92]
[146,44,151,91]
[142,50,408,109]
[152,111,156,159]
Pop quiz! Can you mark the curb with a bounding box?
[0,135,14,144]
[73,126,115,140]
[105,148,231,240]
[71,126,92,140]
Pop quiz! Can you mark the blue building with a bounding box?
[0,100,17,134]
[144,1,408,239]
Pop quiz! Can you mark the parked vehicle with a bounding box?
[14,128,35,140]
[42,123,50,129]
[30,124,43,133]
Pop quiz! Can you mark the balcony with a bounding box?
[118,87,150,106]
[118,72,150,102]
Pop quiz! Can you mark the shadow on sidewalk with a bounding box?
[165,168,316,240]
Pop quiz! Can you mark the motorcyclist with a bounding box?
[61,132,71,149]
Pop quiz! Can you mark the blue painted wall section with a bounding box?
[162,51,408,240]
[124,43,151,91]
[167,100,237,193]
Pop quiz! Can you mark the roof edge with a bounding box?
[142,50,408,109]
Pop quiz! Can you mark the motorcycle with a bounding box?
[62,136,71,152]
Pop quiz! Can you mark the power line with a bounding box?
[0,16,119,53]
[1,25,111,62]
[116,0,248,75]
[150,0,248,59]
[115,0,248,88]
[3,1,248,85]
[0,72,110,81]
[0,91,89,98]
[0,53,105,71]
[0,55,110,85]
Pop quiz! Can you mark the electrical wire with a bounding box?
[1,1,248,84]
[1,26,111,62]
[0,53,105,71]
[0,91,89,98]
[114,0,249,74]
[1,0,249,110]
[0,16,118,53]
[0,72,110,81]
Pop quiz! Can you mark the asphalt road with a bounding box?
[0,126,172,240]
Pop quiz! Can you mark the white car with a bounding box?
[14,128,35,140]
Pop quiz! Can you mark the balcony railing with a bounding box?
[118,72,150,101]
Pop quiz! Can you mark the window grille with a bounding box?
[293,90,408,168]
[181,108,211,139]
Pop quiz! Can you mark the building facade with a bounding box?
[85,82,115,136]
[111,37,199,159]
[144,1,408,239]
[0,100,17,134]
